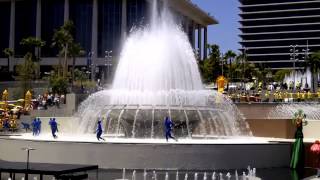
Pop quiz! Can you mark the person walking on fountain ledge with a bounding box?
[49,118,58,139]
[96,118,105,141]
[164,116,177,142]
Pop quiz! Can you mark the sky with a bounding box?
[191,0,240,53]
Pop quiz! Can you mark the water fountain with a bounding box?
[75,0,251,139]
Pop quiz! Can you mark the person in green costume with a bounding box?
[290,109,308,169]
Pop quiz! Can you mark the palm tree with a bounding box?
[52,21,74,78]
[68,43,85,84]
[224,50,236,81]
[3,48,14,72]
[20,37,45,79]
[306,51,320,92]
[20,37,46,61]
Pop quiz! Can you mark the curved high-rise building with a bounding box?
[239,0,320,69]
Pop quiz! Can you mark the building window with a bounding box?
[41,0,64,57]
[0,2,10,58]
[70,0,92,54]
[98,0,122,57]
[15,0,37,57]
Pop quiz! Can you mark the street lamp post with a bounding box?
[22,147,36,180]
[302,40,311,91]
[104,50,112,84]
[87,52,94,80]
[242,47,248,93]
[221,53,224,76]
[290,45,299,91]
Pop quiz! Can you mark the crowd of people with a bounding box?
[35,93,65,110]
[224,81,320,103]
[228,90,320,103]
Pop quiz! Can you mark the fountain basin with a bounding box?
[0,136,291,170]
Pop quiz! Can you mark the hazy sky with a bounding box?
[191,0,240,53]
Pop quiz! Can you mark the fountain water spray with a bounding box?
[203,172,207,180]
[122,168,126,179]
[132,170,136,180]
[235,170,239,180]
[165,172,169,180]
[143,169,147,180]
[226,172,231,180]
[194,173,198,180]
[76,0,252,138]
[184,173,188,180]
[211,172,216,180]
[176,171,179,180]
[152,171,157,180]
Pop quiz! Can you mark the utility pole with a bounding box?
[87,52,93,80]
[22,147,36,180]
[221,53,224,76]
[290,45,299,92]
[242,47,247,93]
[104,50,112,84]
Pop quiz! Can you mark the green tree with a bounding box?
[3,48,14,72]
[274,69,292,83]
[68,43,85,83]
[232,54,259,83]
[307,51,320,92]
[49,71,69,95]
[254,63,271,85]
[224,50,237,81]
[74,68,89,87]
[15,53,36,96]
[20,37,46,79]
[199,44,222,83]
[52,20,74,78]
[20,36,46,61]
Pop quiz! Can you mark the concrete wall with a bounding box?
[247,119,295,139]
[237,103,320,139]
[303,120,320,139]
[0,138,291,170]
[236,103,277,120]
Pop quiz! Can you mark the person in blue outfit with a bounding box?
[164,116,177,142]
[49,118,58,138]
[36,118,42,135]
[31,118,38,136]
[96,118,105,141]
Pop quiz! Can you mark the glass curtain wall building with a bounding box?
[0,0,216,80]
[239,0,320,69]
